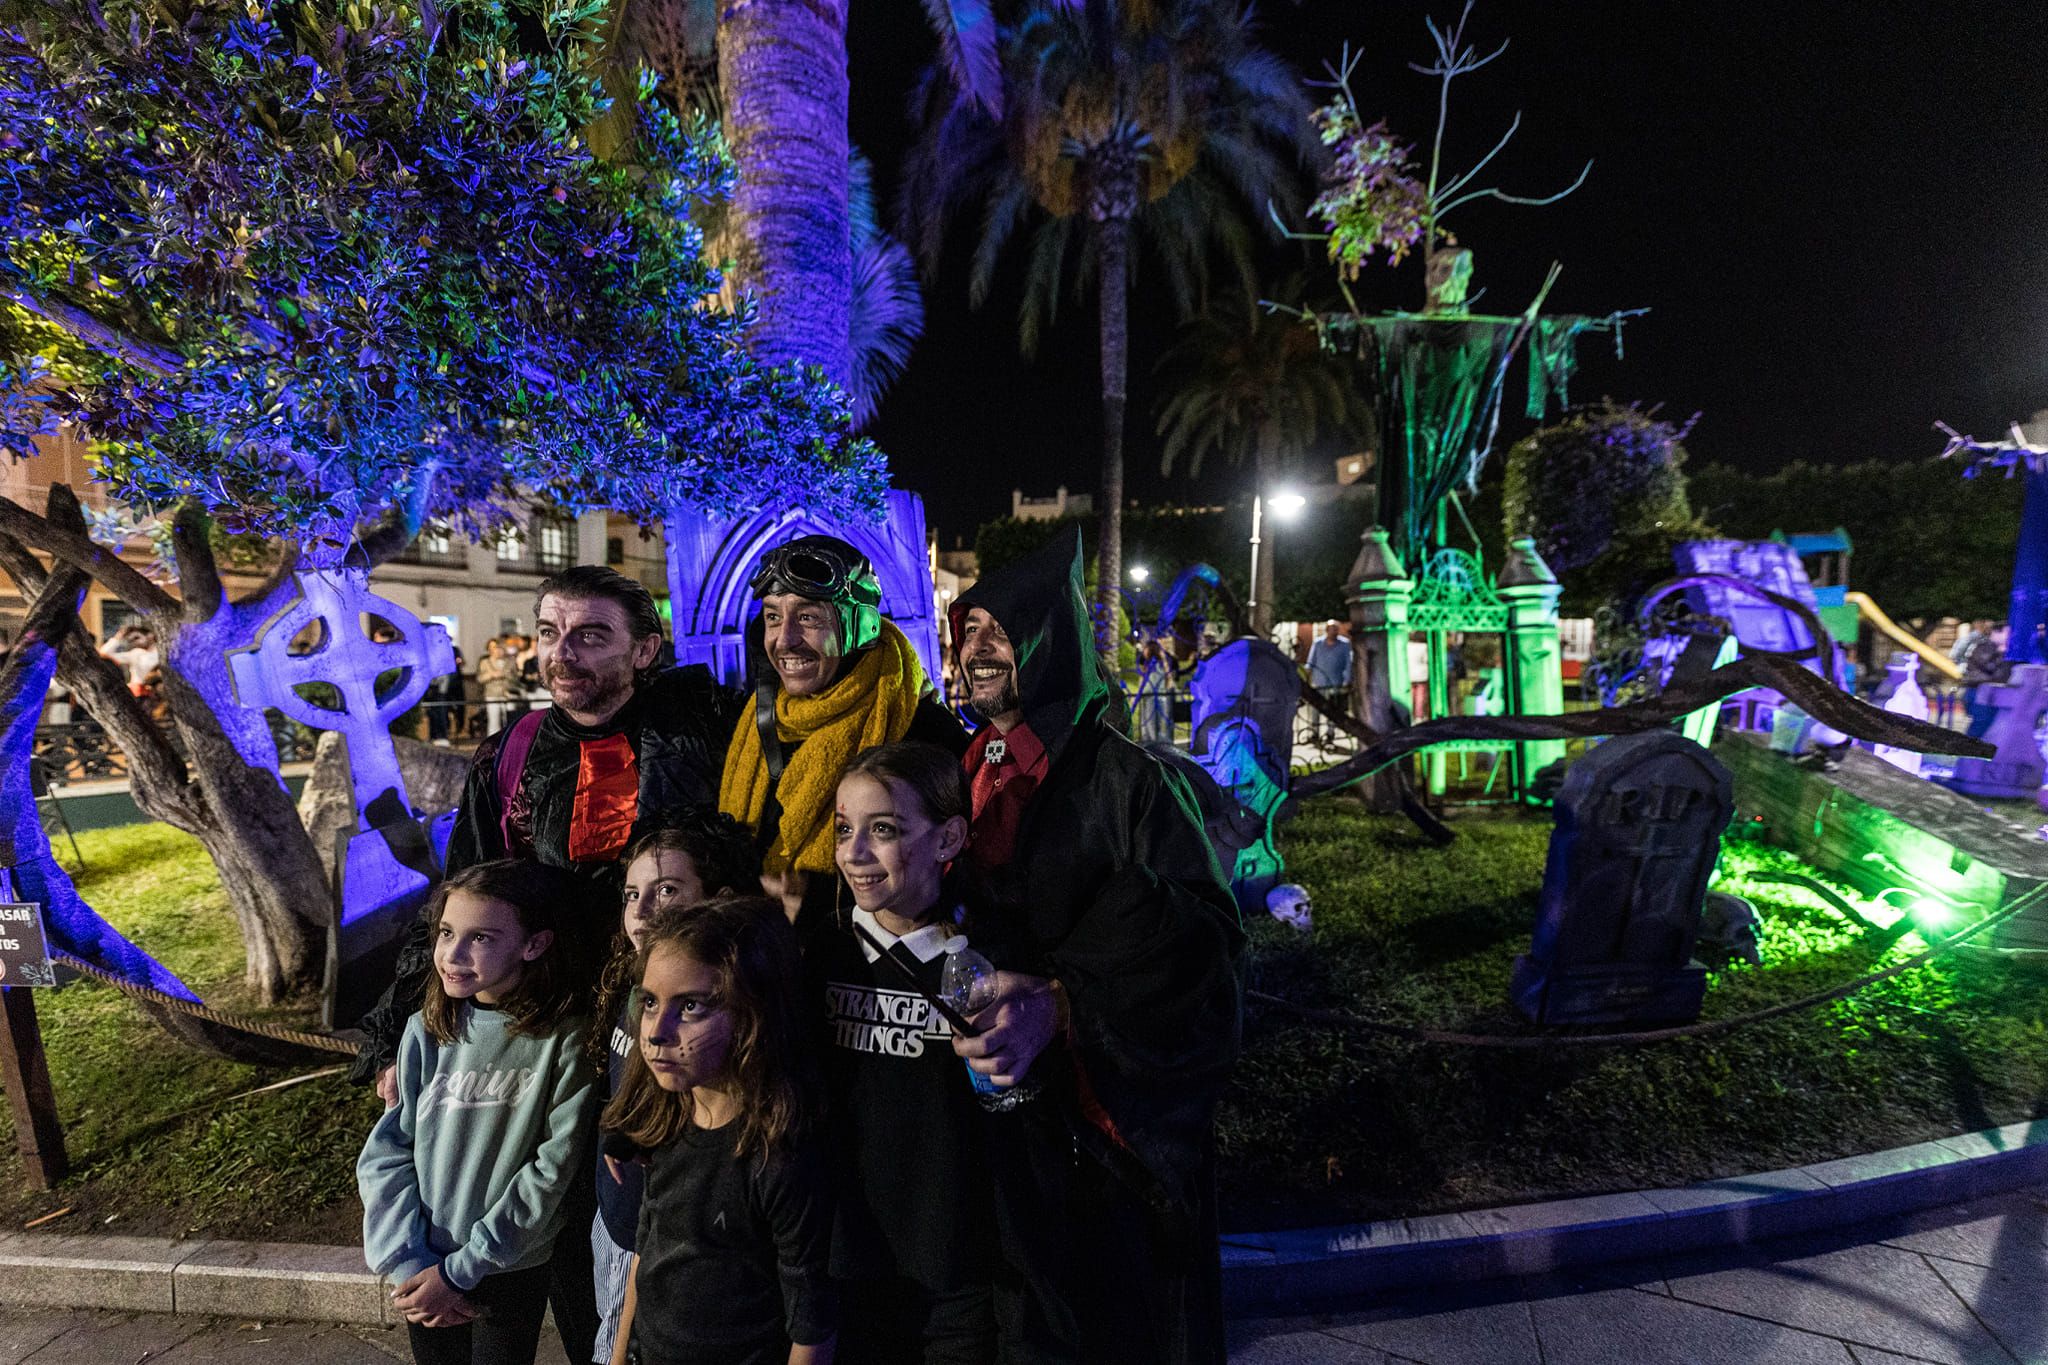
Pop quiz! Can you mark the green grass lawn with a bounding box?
[1222,797,2048,1230]
[0,824,367,1243]
[6,809,2046,1243]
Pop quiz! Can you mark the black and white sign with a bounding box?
[0,903,55,987]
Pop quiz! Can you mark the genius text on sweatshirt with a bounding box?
[357,1004,595,1291]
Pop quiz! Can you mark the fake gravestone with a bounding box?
[230,569,455,1028]
[1947,664,2048,800]
[1511,731,1732,1025]
[1187,637,1298,910]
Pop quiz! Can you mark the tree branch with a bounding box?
[0,558,89,698]
[169,500,224,624]
[0,280,179,379]
[0,491,180,617]
[0,527,48,598]
[345,504,420,571]
[27,494,206,828]
[234,540,303,614]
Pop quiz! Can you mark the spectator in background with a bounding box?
[1950,618,1993,666]
[43,675,72,726]
[515,632,541,700]
[477,637,519,735]
[1306,621,1352,745]
[1136,637,1174,743]
[98,623,159,697]
[426,645,466,746]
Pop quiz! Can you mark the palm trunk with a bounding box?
[1093,214,1130,666]
[718,0,852,388]
[1251,426,1280,637]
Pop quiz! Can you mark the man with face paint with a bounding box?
[719,535,965,918]
[354,564,743,1365]
[947,529,1242,1365]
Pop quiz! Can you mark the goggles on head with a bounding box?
[748,535,883,656]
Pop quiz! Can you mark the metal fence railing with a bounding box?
[33,718,321,785]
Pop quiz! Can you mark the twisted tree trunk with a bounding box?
[0,487,327,1002]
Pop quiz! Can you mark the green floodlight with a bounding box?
[1910,899,1959,933]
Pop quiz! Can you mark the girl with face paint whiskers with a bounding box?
[600,897,836,1365]
[586,812,762,1364]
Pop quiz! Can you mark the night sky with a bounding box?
[846,0,2048,545]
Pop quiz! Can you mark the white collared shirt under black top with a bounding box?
[801,906,996,1292]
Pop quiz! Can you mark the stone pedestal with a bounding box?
[1344,528,1413,813]
[1499,537,1566,796]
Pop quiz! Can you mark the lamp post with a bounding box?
[1247,489,1305,637]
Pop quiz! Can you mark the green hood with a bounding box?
[950,527,1111,765]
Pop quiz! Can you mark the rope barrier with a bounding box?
[53,951,360,1057]
[1247,882,2046,1050]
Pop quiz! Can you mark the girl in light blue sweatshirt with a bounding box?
[359,859,596,1365]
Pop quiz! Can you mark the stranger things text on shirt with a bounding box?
[824,980,951,1058]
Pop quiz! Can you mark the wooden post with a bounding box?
[0,983,66,1188]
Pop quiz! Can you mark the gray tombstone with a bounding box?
[1511,731,1733,1025]
[1946,663,2048,799]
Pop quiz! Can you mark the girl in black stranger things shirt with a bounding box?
[811,742,997,1365]
[587,813,761,1364]
[600,897,835,1365]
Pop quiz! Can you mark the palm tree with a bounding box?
[614,1,928,425]
[1155,278,1371,633]
[847,151,926,428]
[901,0,1317,662]
[613,0,997,391]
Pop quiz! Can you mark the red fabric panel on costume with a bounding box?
[963,722,1047,870]
[569,732,639,862]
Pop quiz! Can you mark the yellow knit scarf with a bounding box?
[719,619,926,876]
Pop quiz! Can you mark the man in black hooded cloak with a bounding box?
[947,529,1242,1365]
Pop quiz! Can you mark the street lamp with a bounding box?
[1129,564,1150,584]
[1247,488,1305,635]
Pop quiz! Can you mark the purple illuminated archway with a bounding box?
[663,492,942,687]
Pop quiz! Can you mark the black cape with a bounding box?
[953,529,1242,1364]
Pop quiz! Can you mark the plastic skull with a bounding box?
[1699,891,1763,967]
[1266,883,1312,932]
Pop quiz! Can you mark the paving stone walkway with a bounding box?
[1232,1184,2048,1364]
[1,1185,2042,1363]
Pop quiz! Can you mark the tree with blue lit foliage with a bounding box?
[0,0,883,1000]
